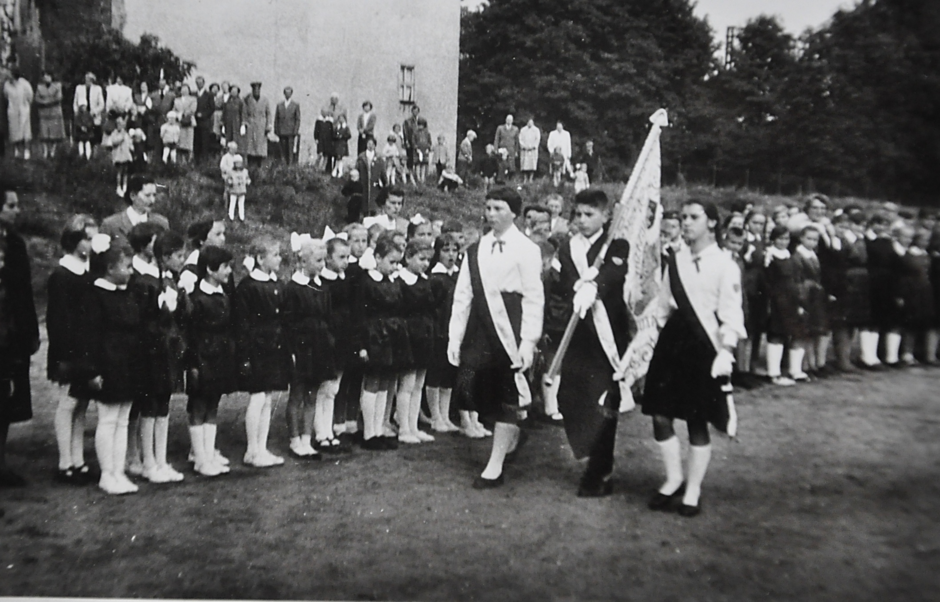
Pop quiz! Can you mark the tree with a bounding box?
[459,0,715,177]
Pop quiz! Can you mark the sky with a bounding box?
[461,0,856,46]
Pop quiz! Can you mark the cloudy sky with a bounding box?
[461,0,855,41]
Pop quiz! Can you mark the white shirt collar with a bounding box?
[892,240,907,256]
[796,244,817,260]
[94,278,125,291]
[127,206,149,226]
[842,230,858,244]
[291,271,309,285]
[397,269,425,285]
[59,254,88,276]
[367,269,385,282]
[185,250,199,266]
[321,267,344,281]
[366,150,375,161]
[430,262,456,275]
[575,228,604,247]
[284,98,292,107]
[249,269,277,282]
[133,255,160,278]
[199,279,225,295]
[691,242,721,261]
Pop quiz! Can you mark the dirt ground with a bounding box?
[2,329,939,601]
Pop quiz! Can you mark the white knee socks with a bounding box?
[480,423,519,480]
[788,347,807,378]
[885,332,902,364]
[54,394,78,470]
[766,343,785,378]
[315,378,339,442]
[859,330,881,366]
[95,403,117,478]
[657,436,684,495]
[245,392,265,460]
[542,375,561,417]
[360,390,377,440]
[683,444,712,507]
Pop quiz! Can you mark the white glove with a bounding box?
[572,281,598,319]
[710,348,735,378]
[158,287,179,312]
[515,340,536,372]
[240,124,247,136]
[447,345,460,367]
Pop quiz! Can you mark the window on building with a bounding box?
[399,65,415,105]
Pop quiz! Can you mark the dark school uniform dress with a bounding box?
[75,280,143,404]
[867,236,901,331]
[326,264,365,426]
[642,244,745,432]
[764,253,804,340]
[426,264,459,388]
[398,270,436,370]
[234,271,291,393]
[793,247,829,337]
[931,248,940,329]
[46,259,93,398]
[282,272,337,388]
[184,281,237,402]
[898,249,935,331]
[839,235,872,328]
[553,230,631,460]
[741,238,766,339]
[357,270,412,371]
[0,226,39,423]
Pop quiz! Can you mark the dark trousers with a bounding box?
[582,416,618,484]
[279,135,298,164]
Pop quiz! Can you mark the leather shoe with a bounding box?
[472,474,504,489]
[678,501,701,517]
[577,478,613,498]
[504,429,529,464]
[648,483,685,511]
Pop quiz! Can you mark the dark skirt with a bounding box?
[362,317,412,371]
[239,324,291,393]
[642,312,727,431]
[290,321,338,386]
[405,315,435,369]
[0,353,32,423]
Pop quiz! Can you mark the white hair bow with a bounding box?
[243,256,256,271]
[291,231,313,252]
[90,233,112,254]
[410,213,426,226]
[321,226,348,242]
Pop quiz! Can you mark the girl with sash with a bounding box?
[643,200,746,517]
[448,187,544,489]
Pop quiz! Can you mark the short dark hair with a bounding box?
[573,189,610,209]
[187,219,216,248]
[662,210,680,222]
[682,199,721,234]
[127,222,164,254]
[404,239,432,260]
[374,236,402,259]
[197,245,233,278]
[125,174,155,205]
[90,240,132,278]
[524,205,551,218]
[326,237,350,257]
[486,186,523,215]
[769,225,790,242]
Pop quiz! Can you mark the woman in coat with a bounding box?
[518,118,540,183]
[172,84,197,162]
[4,69,33,159]
[221,84,246,152]
[34,72,66,159]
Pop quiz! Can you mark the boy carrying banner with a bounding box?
[553,189,633,497]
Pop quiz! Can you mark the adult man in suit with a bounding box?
[72,72,105,145]
[494,114,520,175]
[274,87,301,165]
[149,78,176,163]
[243,82,272,168]
[456,129,476,182]
[100,175,170,244]
[194,76,215,163]
[354,137,388,217]
[402,104,421,173]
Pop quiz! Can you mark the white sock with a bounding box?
[885,332,902,364]
[113,403,132,477]
[228,195,237,220]
[788,348,806,377]
[766,343,785,378]
[543,376,561,416]
[259,394,274,454]
[154,416,169,467]
[439,389,455,427]
[360,390,377,439]
[141,417,157,470]
[204,423,219,462]
[480,423,518,480]
[683,444,712,507]
[427,387,442,427]
[54,393,78,469]
[315,379,339,441]
[95,402,118,476]
[246,392,265,457]
[374,390,389,437]
[657,436,684,495]
[71,399,88,467]
[859,331,879,365]
[238,196,245,221]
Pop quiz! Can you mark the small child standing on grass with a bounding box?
[103,115,134,197]
[573,163,590,193]
[220,141,242,179]
[225,156,251,222]
[160,111,181,164]
[432,134,450,180]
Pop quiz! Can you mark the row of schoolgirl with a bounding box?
[671,197,940,387]
[46,208,483,495]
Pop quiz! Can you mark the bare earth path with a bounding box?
[2,330,938,601]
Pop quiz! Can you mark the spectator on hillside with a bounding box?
[34,72,66,159]
[194,76,216,162]
[457,129,476,182]
[402,104,421,173]
[105,74,133,119]
[73,72,106,148]
[322,93,347,123]
[243,82,272,168]
[432,134,451,179]
[100,175,170,243]
[211,82,227,144]
[355,137,388,216]
[172,84,197,163]
[547,121,572,177]
[519,118,541,183]
[494,114,520,175]
[275,86,301,165]
[332,114,352,177]
[130,81,153,162]
[4,69,33,160]
[221,84,246,151]
[149,77,176,162]
[315,110,335,173]
[413,117,433,184]
[578,140,603,182]
[357,100,376,155]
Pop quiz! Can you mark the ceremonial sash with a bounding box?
[466,242,532,406]
[667,253,718,359]
[570,237,621,371]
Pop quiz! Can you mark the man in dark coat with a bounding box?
[552,189,632,497]
[193,76,216,162]
[0,187,40,487]
[149,77,177,163]
[274,86,301,165]
[354,137,388,217]
[401,105,421,173]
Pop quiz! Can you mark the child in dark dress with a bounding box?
[899,227,935,364]
[792,227,829,376]
[235,237,290,468]
[315,237,353,451]
[763,226,802,385]
[426,234,462,433]
[183,246,236,477]
[356,238,409,450]
[46,216,96,484]
[283,238,332,459]
[395,240,435,444]
[79,235,141,495]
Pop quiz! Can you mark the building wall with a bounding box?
[119,0,460,164]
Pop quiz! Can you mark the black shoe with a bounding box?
[577,478,613,498]
[504,429,529,464]
[648,483,685,511]
[380,436,399,450]
[360,437,385,451]
[54,467,85,485]
[472,474,504,489]
[678,501,701,517]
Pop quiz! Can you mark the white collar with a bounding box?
[397,269,425,285]
[366,150,375,161]
[796,245,817,260]
[127,206,149,225]
[842,230,858,244]
[163,270,175,280]
[321,267,344,281]
[431,262,456,275]
[185,250,199,266]
[59,254,88,276]
[575,228,604,247]
[249,269,277,282]
[908,246,927,257]
[93,278,125,291]
[133,255,160,278]
[892,240,907,256]
[765,246,791,266]
[291,271,310,285]
[199,279,225,295]
[367,269,386,282]
[690,242,721,261]
[283,98,292,106]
